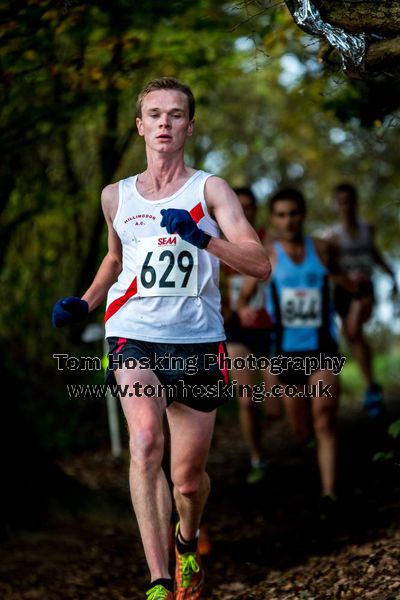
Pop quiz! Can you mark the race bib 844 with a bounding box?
[281,287,322,328]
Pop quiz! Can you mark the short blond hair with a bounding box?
[136,77,195,120]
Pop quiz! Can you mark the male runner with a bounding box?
[222,187,277,484]
[52,77,270,600]
[238,188,353,515]
[325,183,398,418]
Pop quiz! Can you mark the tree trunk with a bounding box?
[285,1,400,75]
[316,1,400,34]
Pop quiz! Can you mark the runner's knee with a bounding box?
[172,464,205,497]
[129,427,163,470]
[238,395,254,409]
[313,410,335,436]
[345,325,361,343]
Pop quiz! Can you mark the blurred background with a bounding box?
[1,2,399,598]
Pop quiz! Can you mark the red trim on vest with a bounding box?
[104,278,137,323]
[190,202,205,223]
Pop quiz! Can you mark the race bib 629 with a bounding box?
[136,235,198,297]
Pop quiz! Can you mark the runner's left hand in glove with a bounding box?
[160,209,211,249]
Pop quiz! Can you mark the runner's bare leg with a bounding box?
[167,403,216,541]
[116,366,172,581]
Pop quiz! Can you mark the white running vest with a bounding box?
[328,220,374,277]
[104,170,225,343]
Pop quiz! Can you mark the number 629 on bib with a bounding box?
[136,235,198,297]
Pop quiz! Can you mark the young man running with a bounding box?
[325,183,398,418]
[52,78,270,600]
[239,188,353,515]
[222,187,277,484]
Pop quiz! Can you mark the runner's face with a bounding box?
[237,193,256,226]
[271,199,304,240]
[136,90,194,154]
[336,191,357,219]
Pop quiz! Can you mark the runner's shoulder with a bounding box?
[101,182,119,223]
[313,236,329,249]
[321,223,340,243]
[204,175,234,202]
[313,236,333,263]
[101,181,119,205]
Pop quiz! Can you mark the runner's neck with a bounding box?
[280,236,306,264]
[341,213,358,231]
[137,157,196,200]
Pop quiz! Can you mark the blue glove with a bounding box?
[160,209,211,249]
[52,296,89,328]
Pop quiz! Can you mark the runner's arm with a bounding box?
[236,240,276,310]
[235,275,261,327]
[81,184,123,312]
[314,238,357,294]
[369,225,398,289]
[204,177,271,280]
[235,242,275,326]
[236,276,259,309]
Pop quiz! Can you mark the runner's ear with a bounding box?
[136,116,144,136]
[187,118,195,137]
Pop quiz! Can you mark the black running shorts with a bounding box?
[275,347,342,386]
[105,337,230,412]
[225,325,271,359]
[333,280,374,318]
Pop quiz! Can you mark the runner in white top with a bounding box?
[325,183,398,418]
[52,77,270,600]
[105,169,224,343]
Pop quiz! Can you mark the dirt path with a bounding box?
[1,396,399,599]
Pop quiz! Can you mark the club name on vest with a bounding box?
[124,214,156,224]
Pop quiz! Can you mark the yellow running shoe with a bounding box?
[175,523,204,599]
[146,583,174,599]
